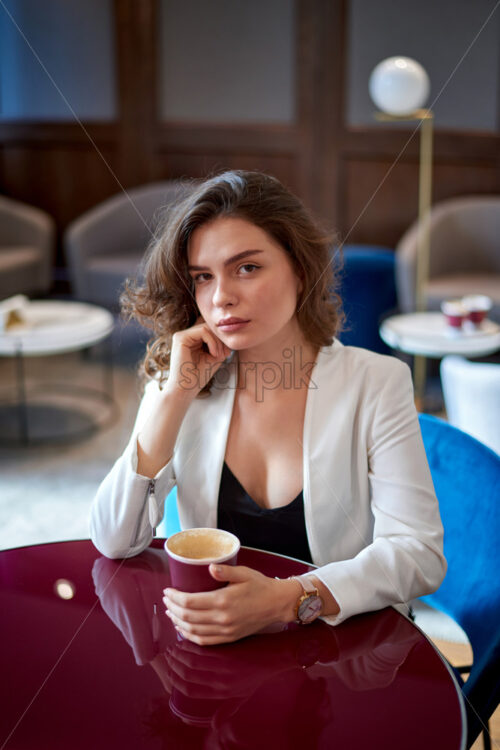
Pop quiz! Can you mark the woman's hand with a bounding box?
[163,565,299,646]
[136,318,231,478]
[166,318,232,399]
[164,635,301,701]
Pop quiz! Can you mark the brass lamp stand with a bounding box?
[376,109,434,406]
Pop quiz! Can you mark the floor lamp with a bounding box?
[369,57,434,404]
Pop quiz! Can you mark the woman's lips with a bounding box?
[217,319,250,333]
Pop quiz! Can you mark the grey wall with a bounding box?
[0,0,117,121]
[158,0,295,123]
[1,0,498,131]
[347,0,500,131]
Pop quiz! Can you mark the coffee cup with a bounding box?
[441,299,466,329]
[461,294,492,326]
[165,528,240,593]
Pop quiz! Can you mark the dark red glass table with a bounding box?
[0,540,466,749]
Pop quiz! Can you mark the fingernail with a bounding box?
[211,564,221,573]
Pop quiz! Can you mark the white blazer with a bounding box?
[90,341,446,626]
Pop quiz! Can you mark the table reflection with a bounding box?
[93,549,422,746]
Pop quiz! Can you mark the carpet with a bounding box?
[0,319,146,551]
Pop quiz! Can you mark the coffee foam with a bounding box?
[167,528,238,560]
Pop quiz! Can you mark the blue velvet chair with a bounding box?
[337,245,397,355]
[419,414,500,750]
[156,487,181,539]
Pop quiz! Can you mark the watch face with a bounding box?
[298,595,322,624]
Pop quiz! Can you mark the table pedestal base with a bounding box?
[0,383,118,445]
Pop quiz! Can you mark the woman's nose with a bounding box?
[212,278,237,307]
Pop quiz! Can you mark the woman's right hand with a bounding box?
[166,318,232,399]
[136,319,231,478]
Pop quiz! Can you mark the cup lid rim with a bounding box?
[164,528,240,565]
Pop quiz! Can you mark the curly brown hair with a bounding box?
[122,170,343,392]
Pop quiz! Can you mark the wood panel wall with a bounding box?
[0,0,498,282]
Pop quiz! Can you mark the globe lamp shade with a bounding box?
[369,57,430,115]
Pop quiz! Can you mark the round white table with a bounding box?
[0,300,114,356]
[0,300,116,443]
[380,313,500,358]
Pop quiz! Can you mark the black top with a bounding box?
[217,462,313,564]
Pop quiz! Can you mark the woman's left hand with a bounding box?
[163,565,297,645]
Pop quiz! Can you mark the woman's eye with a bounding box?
[238,263,260,274]
[192,273,211,284]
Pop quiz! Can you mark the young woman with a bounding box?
[90,170,446,645]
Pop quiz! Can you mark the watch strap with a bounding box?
[292,575,317,595]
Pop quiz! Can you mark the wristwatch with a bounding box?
[290,576,323,625]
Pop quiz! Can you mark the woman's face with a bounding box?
[187,216,303,353]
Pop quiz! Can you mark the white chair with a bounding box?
[440,356,500,454]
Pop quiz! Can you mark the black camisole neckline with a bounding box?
[217,462,313,564]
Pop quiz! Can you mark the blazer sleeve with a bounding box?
[314,359,447,626]
[89,380,177,559]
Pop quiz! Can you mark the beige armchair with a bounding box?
[64,181,192,310]
[395,196,500,321]
[0,195,55,300]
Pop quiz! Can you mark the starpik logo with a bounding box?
[178,346,318,402]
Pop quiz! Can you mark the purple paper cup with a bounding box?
[165,528,240,593]
[462,294,492,326]
[441,299,466,329]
